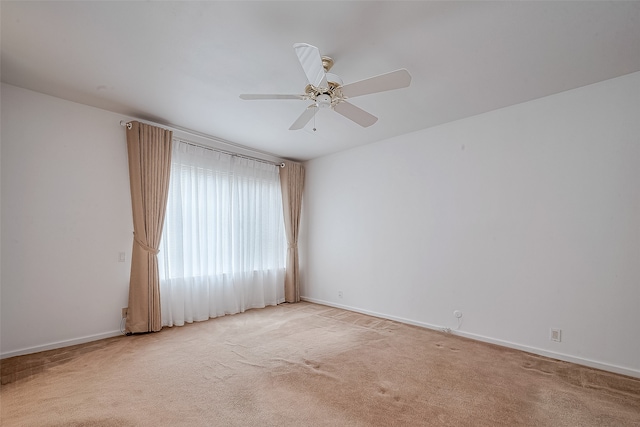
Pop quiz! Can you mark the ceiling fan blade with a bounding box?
[240,94,305,100]
[289,105,319,130]
[333,101,378,127]
[293,43,328,88]
[340,69,411,98]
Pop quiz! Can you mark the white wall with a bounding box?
[1,83,132,357]
[301,72,640,377]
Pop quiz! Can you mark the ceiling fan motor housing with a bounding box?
[325,72,343,87]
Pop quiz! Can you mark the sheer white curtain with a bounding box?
[158,141,286,327]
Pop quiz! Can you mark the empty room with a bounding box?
[1,1,639,425]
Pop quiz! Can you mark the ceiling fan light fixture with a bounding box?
[316,94,332,108]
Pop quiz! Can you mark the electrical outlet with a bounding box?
[122,307,128,318]
[550,328,562,342]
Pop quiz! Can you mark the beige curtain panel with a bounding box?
[279,161,305,303]
[125,121,173,333]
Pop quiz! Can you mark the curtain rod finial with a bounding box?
[120,120,132,130]
[280,163,285,168]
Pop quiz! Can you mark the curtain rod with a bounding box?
[120,120,285,168]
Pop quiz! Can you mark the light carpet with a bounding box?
[1,302,639,426]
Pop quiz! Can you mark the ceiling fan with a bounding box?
[240,43,412,130]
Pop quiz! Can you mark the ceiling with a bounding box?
[2,1,639,162]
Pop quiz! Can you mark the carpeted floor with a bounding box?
[1,302,639,426]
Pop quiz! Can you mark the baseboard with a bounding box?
[0,330,123,359]
[300,296,640,379]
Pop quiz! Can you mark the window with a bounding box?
[158,141,286,326]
